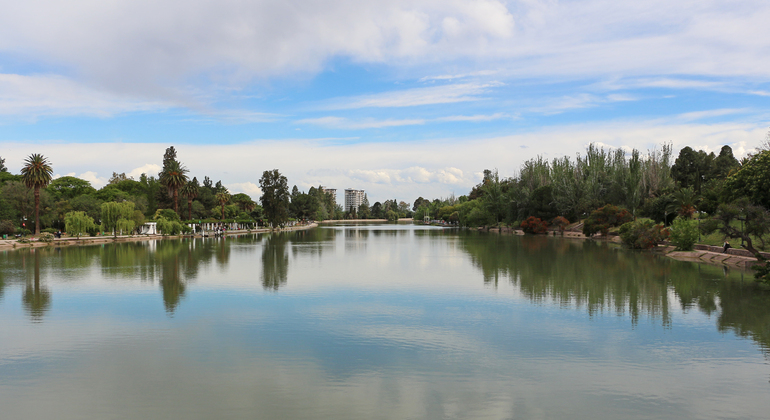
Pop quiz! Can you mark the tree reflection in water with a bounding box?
[22,250,51,322]
[456,231,770,353]
[261,233,289,291]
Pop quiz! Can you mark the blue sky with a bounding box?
[1,0,769,203]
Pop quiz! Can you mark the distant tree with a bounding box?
[180,178,200,221]
[215,190,231,220]
[47,176,96,201]
[583,205,633,237]
[108,172,132,185]
[64,211,95,239]
[701,198,770,255]
[358,194,371,219]
[371,202,383,219]
[413,197,430,211]
[712,145,741,180]
[231,193,256,213]
[0,156,6,172]
[259,169,290,228]
[101,201,136,237]
[21,154,53,236]
[666,187,698,219]
[723,150,770,209]
[160,160,188,215]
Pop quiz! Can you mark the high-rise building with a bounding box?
[321,186,337,206]
[344,188,365,212]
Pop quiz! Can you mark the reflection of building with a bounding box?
[344,189,365,212]
[321,186,337,206]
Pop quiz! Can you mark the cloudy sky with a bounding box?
[1,0,769,203]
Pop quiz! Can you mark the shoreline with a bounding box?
[0,223,318,251]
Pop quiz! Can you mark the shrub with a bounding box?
[0,220,15,235]
[386,210,399,222]
[521,216,548,234]
[619,218,668,249]
[15,227,31,237]
[38,232,55,243]
[583,205,634,237]
[669,217,699,251]
[552,216,570,233]
[42,228,58,234]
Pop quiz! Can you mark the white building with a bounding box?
[344,188,365,212]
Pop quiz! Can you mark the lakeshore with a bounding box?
[0,222,318,251]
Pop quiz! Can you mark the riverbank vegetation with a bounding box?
[412,136,770,267]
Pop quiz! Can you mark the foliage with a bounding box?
[753,254,770,284]
[521,216,548,234]
[259,169,290,228]
[701,198,770,255]
[154,208,181,221]
[724,150,770,209]
[666,187,698,219]
[552,216,570,232]
[38,232,55,243]
[583,205,634,237]
[215,190,231,220]
[46,176,96,201]
[21,153,53,235]
[65,211,95,239]
[0,219,15,235]
[155,216,186,235]
[669,217,699,251]
[619,218,668,249]
[160,159,189,214]
[101,201,136,236]
[386,210,399,221]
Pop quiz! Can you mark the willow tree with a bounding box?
[101,201,136,237]
[215,190,231,220]
[20,154,53,236]
[161,160,188,215]
[180,178,200,221]
[64,211,95,239]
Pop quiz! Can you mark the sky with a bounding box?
[1,0,769,204]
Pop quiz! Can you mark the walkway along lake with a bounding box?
[1,223,769,419]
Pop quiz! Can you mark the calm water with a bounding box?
[1,223,769,419]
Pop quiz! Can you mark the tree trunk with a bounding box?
[221,203,225,220]
[34,186,40,236]
[173,189,179,214]
[188,199,193,221]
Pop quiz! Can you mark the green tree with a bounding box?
[46,176,96,201]
[666,187,698,219]
[669,217,699,251]
[724,150,770,209]
[20,154,53,236]
[701,198,770,255]
[215,190,231,220]
[160,160,189,216]
[64,211,95,239]
[180,178,200,221]
[259,169,290,228]
[358,194,371,219]
[231,193,256,213]
[0,156,6,172]
[101,201,136,237]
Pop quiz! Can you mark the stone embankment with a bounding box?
[0,223,318,251]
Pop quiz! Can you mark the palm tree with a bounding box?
[20,154,53,236]
[180,178,200,221]
[667,187,698,219]
[215,191,231,220]
[161,161,188,215]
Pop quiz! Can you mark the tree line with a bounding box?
[0,146,401,237]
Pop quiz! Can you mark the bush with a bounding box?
[669,217,699,251]
[42,228,58,234]
[0,220,15,235]
[15,227,31,237]
[38,232,55,243]
[521,216,548,234]
[552,216,570,232]
[619,218,668,249]
[583,205,634,237]
[386,210,399,222]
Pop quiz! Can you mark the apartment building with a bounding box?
[344,188,365,212]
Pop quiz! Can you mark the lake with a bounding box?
[1,223,769,419]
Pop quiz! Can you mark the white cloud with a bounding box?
[1,119,767,202]
[127,164,162,179]
[227,182,262,199]
[319,82,503,110]
[0,74,168,118]
[296,116,425,129]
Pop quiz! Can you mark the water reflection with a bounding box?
[261,233,289,291]
[22,250,50,322]
[457,231,770,352]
